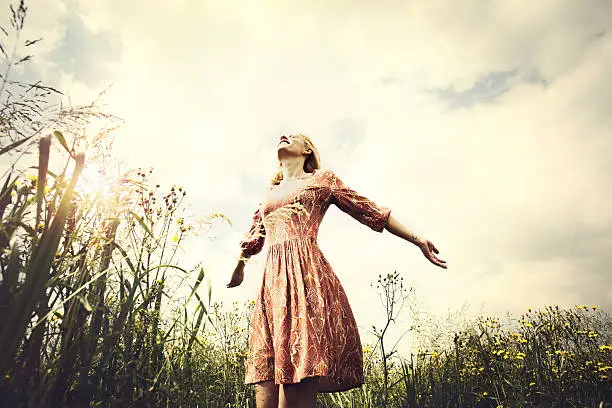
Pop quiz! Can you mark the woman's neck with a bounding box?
[279,157,308,180]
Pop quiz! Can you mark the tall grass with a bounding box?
[319,274,611,408]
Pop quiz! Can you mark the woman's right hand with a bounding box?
[226,263,245,288]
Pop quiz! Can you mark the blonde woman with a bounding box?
[227,134,446,408]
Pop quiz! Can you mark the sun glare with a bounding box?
[78,166,113,200]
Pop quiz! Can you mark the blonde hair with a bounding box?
[271,134,321,185]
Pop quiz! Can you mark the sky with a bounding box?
[2,0,611,351]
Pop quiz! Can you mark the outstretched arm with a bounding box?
[227,207,266,288]
[226,251,249,288]
[384,214,447,269]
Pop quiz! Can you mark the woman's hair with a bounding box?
[271,134,321,185]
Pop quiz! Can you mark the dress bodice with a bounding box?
[240,169,391,256]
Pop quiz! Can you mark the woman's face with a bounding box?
[277,134,308,157]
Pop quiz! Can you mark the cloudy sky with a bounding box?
[3,0,611,349]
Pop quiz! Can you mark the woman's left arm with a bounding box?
[384,214,447,269]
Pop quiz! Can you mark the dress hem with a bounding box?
[245,374,364,393]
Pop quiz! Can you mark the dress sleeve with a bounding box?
[240,206,266,257]
[329,171,391,233]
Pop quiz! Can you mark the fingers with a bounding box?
[226,278,241,288]
[423,244,447,269]
[433,256,447,268]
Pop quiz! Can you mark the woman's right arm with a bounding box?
[227,207,265,288]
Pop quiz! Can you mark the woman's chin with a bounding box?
[277,146,297,157]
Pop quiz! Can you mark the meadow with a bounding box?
[0,2,611,407]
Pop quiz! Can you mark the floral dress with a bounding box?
[241,169,391,392]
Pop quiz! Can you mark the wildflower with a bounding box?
[598,345,612,351]
[592,305,598,310]
[598,366,612,372]
[529,382,536,386]
[516,352,526,360]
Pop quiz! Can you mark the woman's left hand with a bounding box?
[417,239,447,269]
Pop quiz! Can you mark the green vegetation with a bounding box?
[322,273,611,407]
[0,2,610,407]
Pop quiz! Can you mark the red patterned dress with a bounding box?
[241,169,391,392]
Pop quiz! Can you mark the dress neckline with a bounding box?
[267,168,320,203]
[275,168,318,189]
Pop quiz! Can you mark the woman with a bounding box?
[227,134,446,408]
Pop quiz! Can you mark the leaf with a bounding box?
[77,295,93,312]
[24,38,42,47]
[53,131,72,156]
[16,55,32,65]
[185,267,205,306]
[0,134,36,156]
[145,264,188,274]
[207,275,212,305]
[128,211,154,238]
[111,243,137,273]
[193,291,213,325]
[30,166,59,180]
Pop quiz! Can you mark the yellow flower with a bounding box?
[529,382,536,386]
